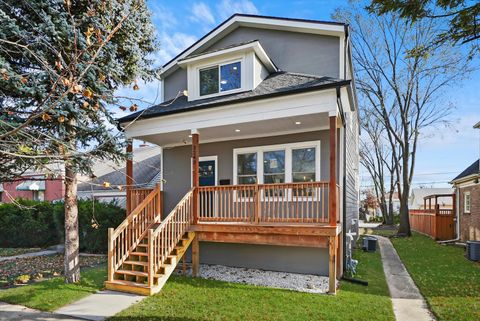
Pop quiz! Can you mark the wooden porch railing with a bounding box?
[128,187,156,214]
[147,190,194,286]
[197,182,330,224]
[108,185,162,282]
[409,207,455,240]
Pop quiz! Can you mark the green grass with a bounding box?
[390,233,480,321]
[0,265,106,311]
[0,248,42,257]
[110,247,394,321]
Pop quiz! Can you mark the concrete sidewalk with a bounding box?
[377,236,435,321]
[0,250,57,262]
[54,290,145,321]
[0,302,83,321]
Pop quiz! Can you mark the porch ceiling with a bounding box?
[137,112,330,147]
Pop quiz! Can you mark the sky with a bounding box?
[119,0,480,190]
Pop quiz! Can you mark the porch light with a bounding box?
[295,121,301,125]
[235,129,241,132]
[220,80,227,84]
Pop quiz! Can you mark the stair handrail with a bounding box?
[108,184,162,282]
[147,189,194,286]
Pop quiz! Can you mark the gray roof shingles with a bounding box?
[119,72,349,123]
[78,156,160,191]
[452,159,480,182]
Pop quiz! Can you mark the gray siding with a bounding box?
[344,112,359,239]
[162,26,340,101]
[187,242,329,276]
[163,130,331,212]
[163,68,187,101]
[204,27,340,77]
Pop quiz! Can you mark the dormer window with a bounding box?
[179,41,277,101]
[199,61,242,96]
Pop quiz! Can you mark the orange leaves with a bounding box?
[102,181,110,188]
[58,116,65,123]
[129,104,138,112]
[82,101,90,108]
[133,83,139,91]
[83,88,93,99]
[41,113,52,122]
[99,73,106,82]
[119,106,127,111]
[62,78,71,87]
[20,76,28,84]
[71,84,83,94]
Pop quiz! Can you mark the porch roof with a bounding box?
[118,72,349,123]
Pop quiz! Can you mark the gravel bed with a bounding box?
[0,254,106,287]
[191,264,333,294]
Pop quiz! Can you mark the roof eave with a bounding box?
[118,79,351,125]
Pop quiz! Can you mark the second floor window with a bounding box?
[200,61,241,96]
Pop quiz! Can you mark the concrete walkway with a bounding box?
[377,236,435,321]
[54,290,145,321]
[0,302,83,321]
[0,250,57,262]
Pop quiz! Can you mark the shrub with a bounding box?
[0,199,125,253]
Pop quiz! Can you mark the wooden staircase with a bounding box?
[105,186,195,296]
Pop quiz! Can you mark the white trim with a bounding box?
[464,191,471,214]
[233,140,321,185]
[163,126,329,148]
[160,146,164,190]
[178,41,276,73]
[124,89,337,139]
[191,155,218,187]
[161,15,345,78]
[193,58,245,100]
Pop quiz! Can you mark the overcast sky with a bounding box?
[117,0,480,189]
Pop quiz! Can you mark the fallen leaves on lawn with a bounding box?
[0,254,106,287]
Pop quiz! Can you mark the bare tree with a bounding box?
[335,3,472,235]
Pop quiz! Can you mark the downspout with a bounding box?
[336,86,347,274]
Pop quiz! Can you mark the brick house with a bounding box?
[0,174,64,203]
[450,159,480,242]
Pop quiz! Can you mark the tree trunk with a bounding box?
[64,163,80,283]
[386,199,394,225]
[397,153,411,236]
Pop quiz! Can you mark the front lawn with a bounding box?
[110,247,394,321]
[0,248,41,257]
[0,265,106,311]
[390,233,480,321]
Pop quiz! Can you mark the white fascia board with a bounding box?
[161,15,345,77]
[124,89,337,139]
[178,41,276,73]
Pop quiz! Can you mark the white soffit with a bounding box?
[124,89,337,140]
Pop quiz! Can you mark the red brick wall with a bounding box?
[458,184,480,241]
[1,177,64,203]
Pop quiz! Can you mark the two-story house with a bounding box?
[106,14,360,296]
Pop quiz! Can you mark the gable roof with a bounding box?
[78,155,160,192]
[451,159,480,183]
[118,72,350,123]
[160,13,347,78]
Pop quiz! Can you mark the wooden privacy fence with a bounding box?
[409,207,455,240]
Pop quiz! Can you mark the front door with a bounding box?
[199,159,216,187]
[198,158,217,218]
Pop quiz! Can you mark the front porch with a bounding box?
[107,89,345,296]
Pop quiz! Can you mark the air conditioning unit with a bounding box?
[466,241,480,261]
[362,236,377,252]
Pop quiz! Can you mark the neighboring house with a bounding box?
[0,173,64,203]
[450,159,480,241]
[78,145,161,208]
[409,188,454,209]
[108,14,359,295]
